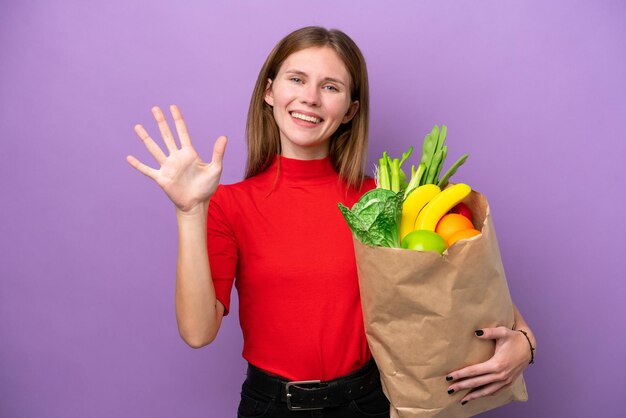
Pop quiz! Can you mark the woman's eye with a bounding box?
[324,85,339,92]
[290,77,302,83]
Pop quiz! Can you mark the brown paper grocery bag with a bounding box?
[354,190,528,418]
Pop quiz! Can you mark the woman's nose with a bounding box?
[299,84,320,106]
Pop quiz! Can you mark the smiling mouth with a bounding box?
[290,112,322,124]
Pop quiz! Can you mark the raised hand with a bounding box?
[126,105,227,214]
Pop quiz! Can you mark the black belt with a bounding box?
[244,359,381,411]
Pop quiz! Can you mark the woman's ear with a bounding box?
[342,100,360,124]
[264,79,274,106]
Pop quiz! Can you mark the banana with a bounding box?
[400,184,441,241]
[414,183,472,231]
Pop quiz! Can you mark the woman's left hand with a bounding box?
[445,326,533,405]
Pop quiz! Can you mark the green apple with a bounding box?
[401,230,447,254]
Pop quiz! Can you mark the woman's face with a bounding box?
[265,46,359,160]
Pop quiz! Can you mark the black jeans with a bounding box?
[237,362,390,418]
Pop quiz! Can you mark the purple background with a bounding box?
[2,0,625,417]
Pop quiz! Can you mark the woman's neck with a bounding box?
[279,141,329,160]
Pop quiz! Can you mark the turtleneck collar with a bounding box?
[266,154,338,184]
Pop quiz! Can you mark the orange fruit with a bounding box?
[435,214,475,242]
[447,228,481,247]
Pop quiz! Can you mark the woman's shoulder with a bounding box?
[212,179,247,201]
[211,174,269,205]
[209,180,251,222]
[339,176,376,206]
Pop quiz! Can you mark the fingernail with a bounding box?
[446,376,453,381]
[475,330,484,336]
[461,400,468,405]
[447,389,455,395]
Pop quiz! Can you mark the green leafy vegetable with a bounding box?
[339,124,469,248]
[437,153,469,189]
[399,146,413,167]
[436,125,447,156]
[377,148,413,193]
[338,188,403,248]
[416,124,468,188]
[425,146,444,184]
[435,145,448,182]
[391,158,401,192]
[408,163,426,195]
[379,153,391,190]
[419,125,439,185]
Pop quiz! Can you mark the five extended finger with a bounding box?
[134,124,167,165]
[152,106,179,153]
[170,104,192,148]
[126,155,158,179]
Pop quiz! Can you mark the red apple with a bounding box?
[450,202,472,223]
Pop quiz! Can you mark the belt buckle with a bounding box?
[285,380,324,411]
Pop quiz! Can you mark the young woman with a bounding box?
[127,26,536,418]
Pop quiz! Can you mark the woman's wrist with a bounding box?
[517,329,536,364]
[176,201,209,221]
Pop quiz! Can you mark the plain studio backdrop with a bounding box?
[1,1,624,417]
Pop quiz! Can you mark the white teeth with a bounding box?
[291,112,321,124]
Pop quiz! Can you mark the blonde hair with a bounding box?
[244,26,370,190]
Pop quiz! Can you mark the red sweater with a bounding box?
[206,154,376,381]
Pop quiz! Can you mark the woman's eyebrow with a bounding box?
[285,69,346,86]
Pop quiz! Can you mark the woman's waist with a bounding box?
[243,348,373,382]
[239,312,371,381]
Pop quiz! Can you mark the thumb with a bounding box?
[211,136,228,166]
[474,326,509,341]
